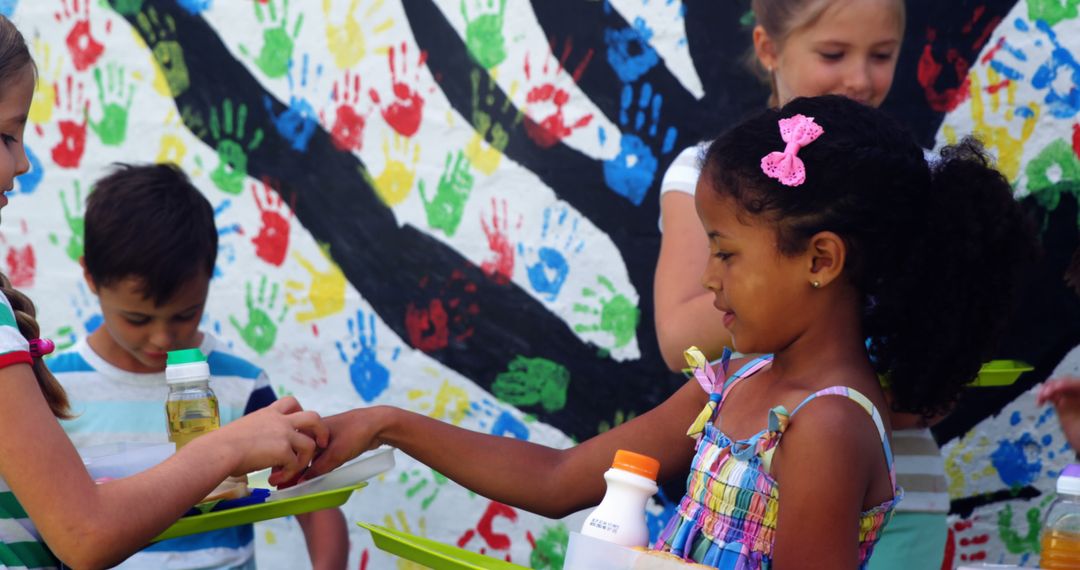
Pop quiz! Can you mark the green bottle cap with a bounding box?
[167,349,206,366]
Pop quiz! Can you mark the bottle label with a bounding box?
[586,518,620,535]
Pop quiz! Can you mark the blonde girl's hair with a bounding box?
[0,16,70,419]
[749,0,907,107]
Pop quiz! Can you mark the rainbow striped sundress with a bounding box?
[654,350,902,569]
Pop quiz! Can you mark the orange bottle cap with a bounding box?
[612,450,660,481]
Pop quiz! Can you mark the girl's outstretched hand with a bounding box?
[211,396,328,482]
[1038,377,1080,452]
[298,407,390,482]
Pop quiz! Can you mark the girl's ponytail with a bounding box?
[0,273,72,419]
[869,138,1039,417]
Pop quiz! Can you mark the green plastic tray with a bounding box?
[360,522,529,569]
[153,482,366,542]
[972,360,1034,387]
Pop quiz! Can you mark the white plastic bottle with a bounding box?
[1041,464,1080,569]
[580,449,660,547]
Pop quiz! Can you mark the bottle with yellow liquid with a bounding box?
[165,349,219,449]
[1042,464,1080,569]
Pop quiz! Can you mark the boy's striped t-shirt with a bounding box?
[0,291,59,570]
[50,333,276,570]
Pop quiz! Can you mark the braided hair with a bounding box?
[0,15,71,418]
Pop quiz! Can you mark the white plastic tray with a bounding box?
[268,447,395,501]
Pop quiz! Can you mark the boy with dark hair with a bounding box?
[48,163,348,570]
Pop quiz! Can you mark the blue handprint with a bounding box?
[337,309,399,402]
[213,199,242,279]
[518,205,585,301]
[470,399,529,440]
[14,145,42,195]
[600,82,677,205]
[0,0,16,17]
[992,406,1067,489]
[177,0,212,15]
[603,14,659,84]
[989,19,1080,119]
[71,282,102,334]
[264,53,325,152]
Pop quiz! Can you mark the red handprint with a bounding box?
[405,270,479,353]
[250,180,294,267]
[51,76,89,169]
[523,38,594,149]
[917,6,1001,113]
[326,70,372,152]
[1,220,35,288]
[942,518,990,569]
[55,0,107,72]
[480,198,521,285]
[1072,123,1080,159]
[456,501,518,559]
[369,42,429,137]
[405,298,449,353]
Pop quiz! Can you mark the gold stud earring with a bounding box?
[811,280,821,289]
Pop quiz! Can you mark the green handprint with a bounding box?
[89,62,136,146]
[466,68,522,175]
[461,0,508,69]
[418,150,474,237]
[209,99,264,195]
[573,275,640,351]
[1029,0,1080,26]
[598,409,637,433]
[399,467,449,510]
[239,0,304,79]
[107,0,145,16]
[997,494,1055,554]
[1025,138,1080,229]
[136,7,189,97]
[530,523,568,570]
[48,181,86,262]
[229,276,288,355]
[492,356,569,413]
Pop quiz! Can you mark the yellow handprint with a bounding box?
[29,39,64,125]
[155,110,188,165]
[285,243,347,323]
[383,510,429,570]
[374,133,420,206]
[323,0,393,70]
[407,369,471,425]
[943,67,1039,183]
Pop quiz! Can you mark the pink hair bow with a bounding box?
[760,114,824,187]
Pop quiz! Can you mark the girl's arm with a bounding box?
[305,378,709,519]
[296,508,349,570]
[655,191,732,371]
[0,364,325,570]
[770,397,890,570]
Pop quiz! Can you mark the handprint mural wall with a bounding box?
[9,0,1080,567]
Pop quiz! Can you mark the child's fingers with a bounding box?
[303,445,348,481]
[272,395,304,414]
[289,430,317,472]
[1039,377,1080,405]
[288,410,329,447]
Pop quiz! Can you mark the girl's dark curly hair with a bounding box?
[702,95,1038,418]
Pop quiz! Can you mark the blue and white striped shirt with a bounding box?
[50,333,276,570]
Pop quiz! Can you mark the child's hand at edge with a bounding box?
[1038,376,1080,454]
[208,396,328,482]
[292,407,390,484]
